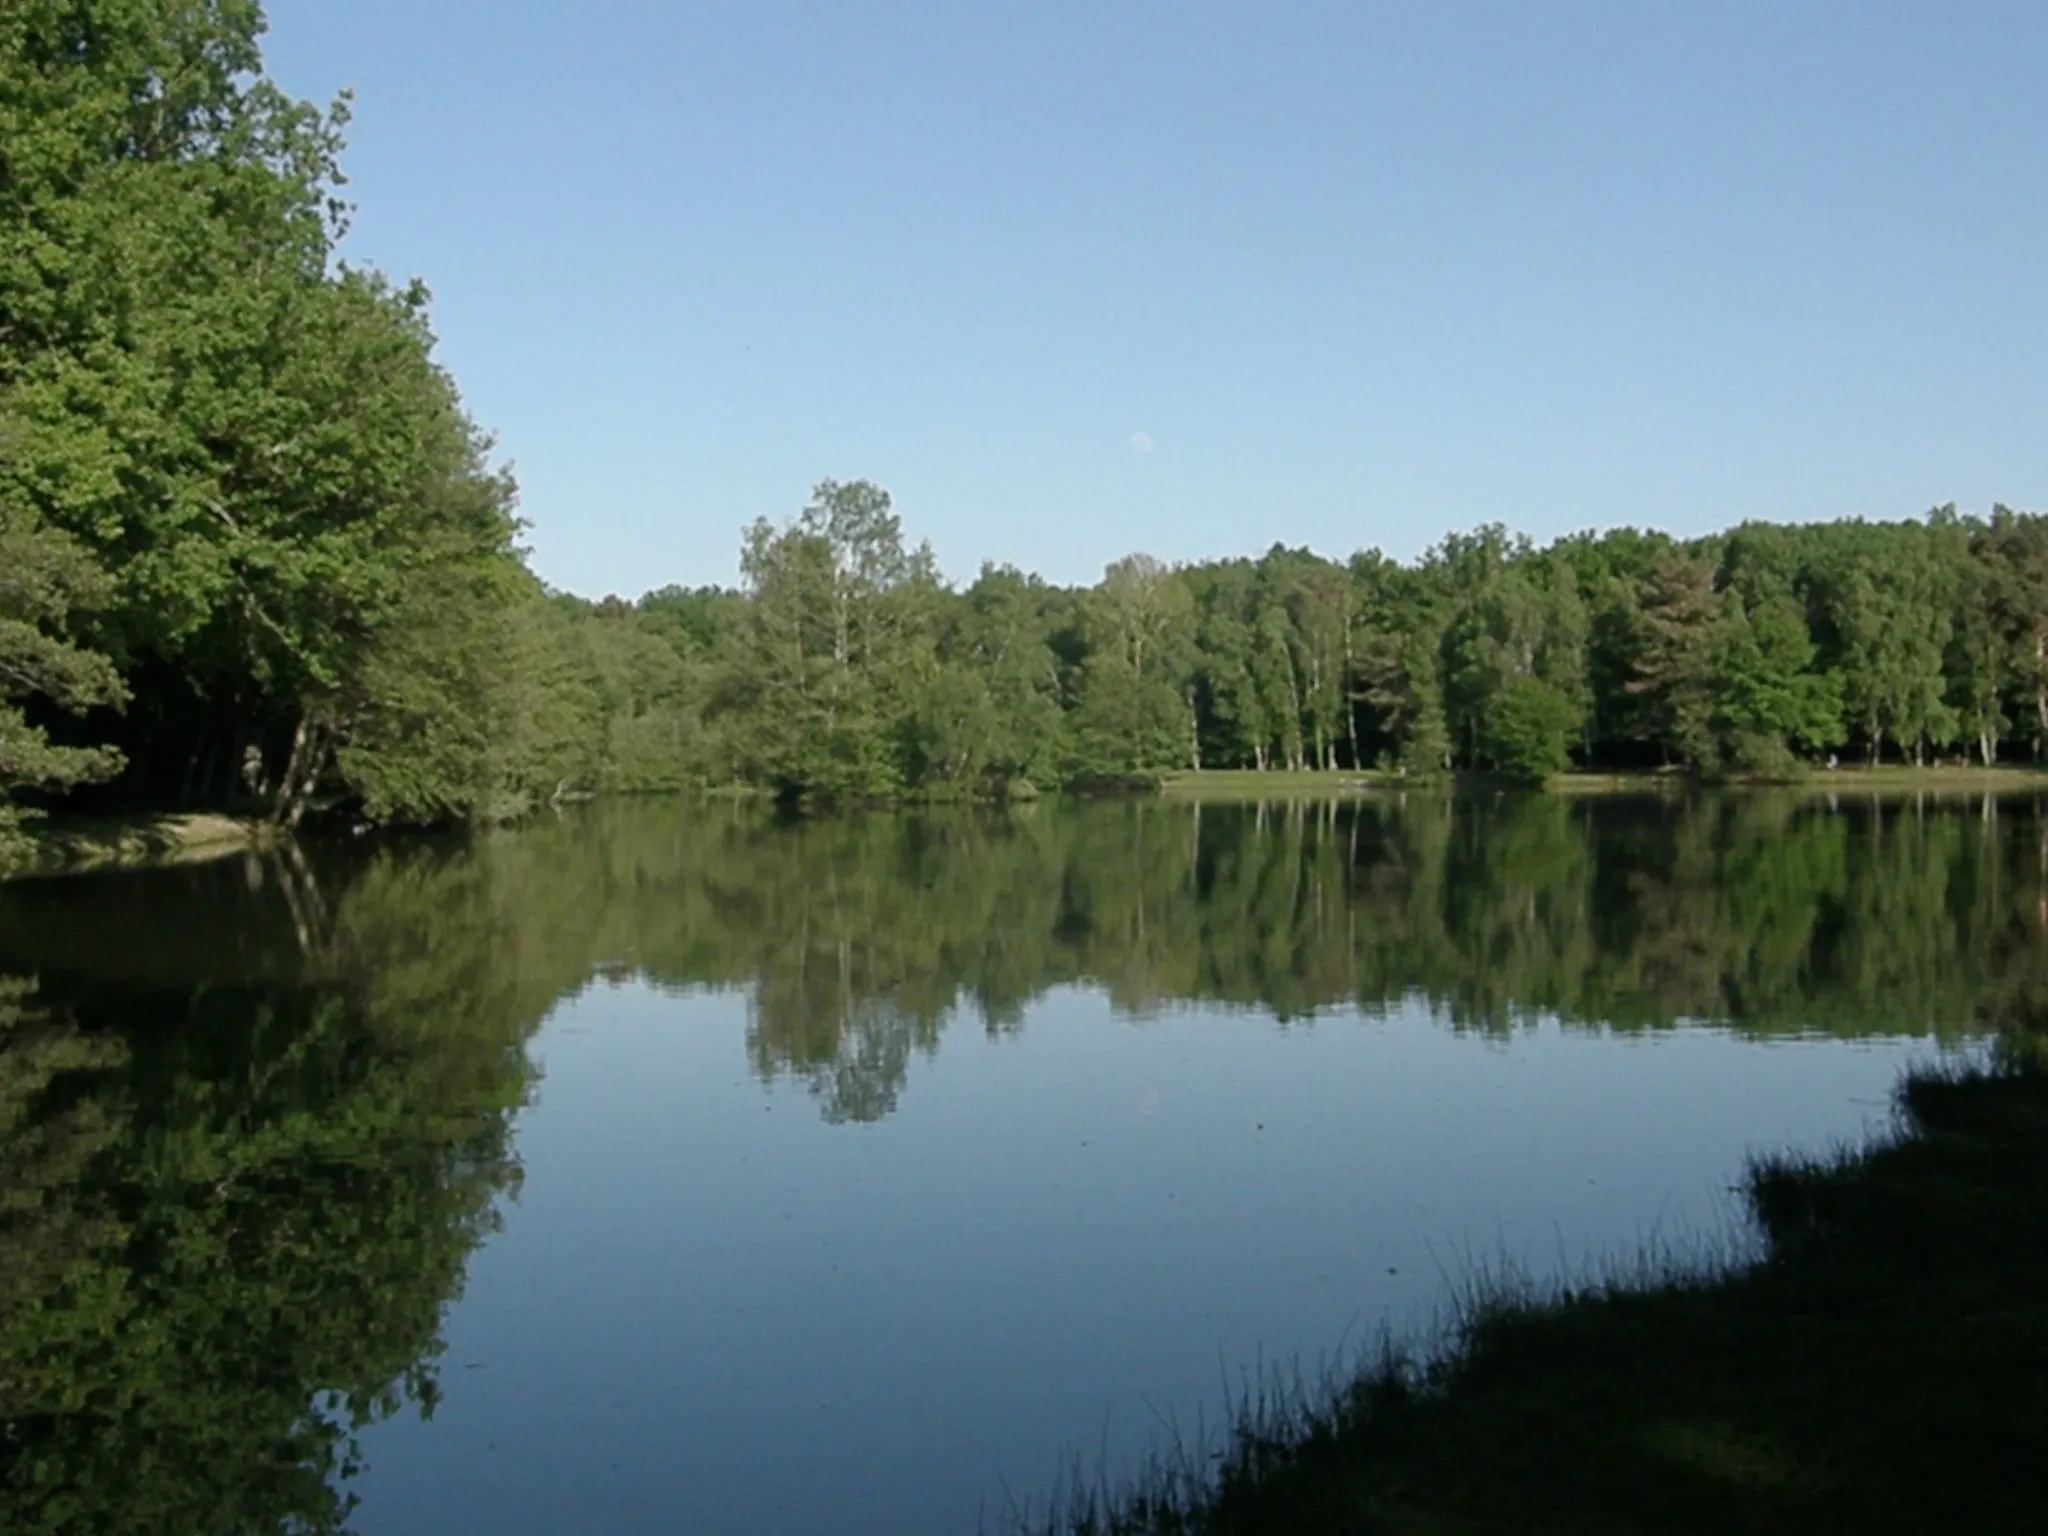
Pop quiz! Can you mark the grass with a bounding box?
[1158,762,2048,802]
[1016,1036,2048,1535]
[1543,769,1694,794]
[1158,770,1404,798]
[0,811,274,879]
[1793,762,2048,793]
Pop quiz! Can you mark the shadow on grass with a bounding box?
[1024,1034,2048,1535]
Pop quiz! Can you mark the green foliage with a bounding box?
[1483,675,1578,781]
[726,479,938,801]
[0,0,543,830]
[1710,595,1842,777]
[1627,549,1721,766]
[291,493,2048,809]
[1066,554,1197,782]
[0,501,128,844]
[4,10,2045,823]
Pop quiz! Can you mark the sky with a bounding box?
[260,1,2048,600]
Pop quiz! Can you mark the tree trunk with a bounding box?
[271,717,311,825]
[271,715,329,831]
[2036,632,2047,761]
[1187,687,1201,772]
[1282,645,1303,770]
[283,734,325,830]
[1343,622,1359,770]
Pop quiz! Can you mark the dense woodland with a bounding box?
[623,491,2048,800]
[10,4,2048,838]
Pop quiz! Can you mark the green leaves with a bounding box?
[0,498,127,846]
[0,1,539,829]
[6,5,2048,822]
[1711,594,1842,776]
[1483,674,1578,782]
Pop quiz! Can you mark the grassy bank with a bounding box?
[0,813,276,880]
[1034,1039,2047,1535]
[1159,764,2048,800]
[1790,762,2048,793]
[1158,770,1402,798]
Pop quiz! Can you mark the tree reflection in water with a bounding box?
[0,790,2036,1528]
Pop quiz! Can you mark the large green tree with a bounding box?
[0,0,546,831]
[1067,554,1196,781]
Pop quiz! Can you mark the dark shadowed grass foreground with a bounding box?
[1017,1034,2048,1536]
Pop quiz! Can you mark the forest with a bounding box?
[10,3,2048,837]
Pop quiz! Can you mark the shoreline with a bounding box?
[1036,1042,2046,1534]
[1158,764,2048,799]
[0,813,278,880]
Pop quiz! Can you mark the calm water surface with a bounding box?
[1,792,2034,1534]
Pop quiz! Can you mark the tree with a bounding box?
[1067,554,1195,781]
[1431,528,1587,773]
[1260,547,1351,771]
[1484,674,1578,782]
[1433,525,1530,767]
[731,513,844,796]
[1819,523,1958,766]
[1554,527,1676,765]
[1350,554,1449,775]
[1711,594,1842,776]
[960,563,1064,790]
[1952,531,2011,765]
[1627,549,1723,768]
[1979,506,2048,761]
[1186,560,1263,769]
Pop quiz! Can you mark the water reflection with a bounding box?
[0,969,529,1532]
[0,791,2037,1528]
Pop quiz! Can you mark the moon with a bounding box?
[1129,431,1153,454]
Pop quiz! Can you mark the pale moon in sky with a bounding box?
[1129,431,1154,453]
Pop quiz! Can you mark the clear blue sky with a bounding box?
[262,1,2048,600]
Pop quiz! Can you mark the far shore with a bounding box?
[10,763,2048,885]
[1158,763,2048,799]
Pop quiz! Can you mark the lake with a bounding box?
[0,790,2034,1535]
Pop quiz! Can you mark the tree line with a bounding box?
[11,5,2048,835]
[521,486,2048,803]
